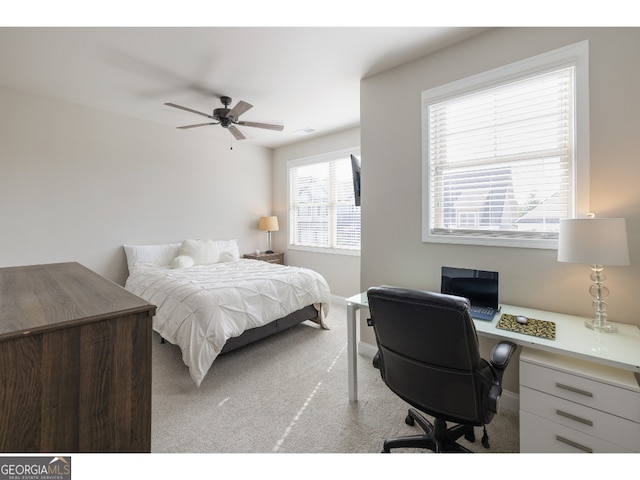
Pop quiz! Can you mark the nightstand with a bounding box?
[243,252,284,265]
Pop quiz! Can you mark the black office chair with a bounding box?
[367,285,517,453]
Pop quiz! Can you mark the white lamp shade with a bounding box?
[558,217,630,266]
[258,216,279,232]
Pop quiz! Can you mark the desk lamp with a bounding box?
[558,214,630,332]
[258,216,279,254]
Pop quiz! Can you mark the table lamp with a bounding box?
[557,214,630,332]
[259,216,279,254]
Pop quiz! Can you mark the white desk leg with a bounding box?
[346,302,358,402]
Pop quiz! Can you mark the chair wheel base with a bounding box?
[382,408,478,453]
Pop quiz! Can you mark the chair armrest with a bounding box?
[372,351,381,369]
[487,341,517,415]
[490,341,517,371]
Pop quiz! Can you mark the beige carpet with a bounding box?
[150,302,520,454]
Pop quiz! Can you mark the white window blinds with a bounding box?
[425,61,581,246]
[289,153,361,252]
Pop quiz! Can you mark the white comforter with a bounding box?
[125,259,331,386]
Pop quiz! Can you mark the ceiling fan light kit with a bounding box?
[165,95,284,141]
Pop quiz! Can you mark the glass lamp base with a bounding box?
[586,265,617,333]
[584,319,617,333]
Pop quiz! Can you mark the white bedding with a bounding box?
[125,259,331,386]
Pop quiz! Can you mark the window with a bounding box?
[422,41,589,249]
[288,149,361,254]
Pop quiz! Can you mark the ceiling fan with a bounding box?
[164,95,284,140]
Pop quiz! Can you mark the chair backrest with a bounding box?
[367,286,492,425]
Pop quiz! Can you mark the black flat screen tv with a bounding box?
[350,154,361,207]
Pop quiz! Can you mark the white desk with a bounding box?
[345,292,640,403]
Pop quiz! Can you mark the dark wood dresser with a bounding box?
[0,262,155,453]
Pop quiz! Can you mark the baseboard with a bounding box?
[358,340,377,359]
[331,294,348,306]
[499,389,520,413]
[357,340,520,413]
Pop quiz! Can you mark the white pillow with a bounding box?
[124,242,181,271]
[214,239,240,261]
[218,250,239,262]
[170,255,195,268]
[179,239,219,265]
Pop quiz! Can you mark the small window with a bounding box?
[288,149,361,254]
[422,41,589,249]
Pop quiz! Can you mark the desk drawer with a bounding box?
[520,411,636,453]
[520,360,640,422]
[521,386,640,451]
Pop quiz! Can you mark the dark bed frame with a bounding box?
[158,304,322,353]
[221,304,321,353]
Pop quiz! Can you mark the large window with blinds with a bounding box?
[288,149,361,254]
[422,41,589,249]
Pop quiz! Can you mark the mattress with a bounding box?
[125,259,331,386]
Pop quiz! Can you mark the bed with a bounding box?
[123,239,331,386]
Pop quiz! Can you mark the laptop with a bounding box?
[441,266,500,321]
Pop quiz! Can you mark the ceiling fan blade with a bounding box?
[237,120,284,131]
[228,125,249,140]
[177,122,218,129]
[165,102,215,120]
[226,101,253,121]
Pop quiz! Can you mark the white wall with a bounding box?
[273,127,361,299]
[0,86,273,285]
[360,28,640,392]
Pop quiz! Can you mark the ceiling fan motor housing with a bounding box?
[215,96,234,126]
[213,107,231,126]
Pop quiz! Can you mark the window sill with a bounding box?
[423,231,558,250]
[288,244,361,256]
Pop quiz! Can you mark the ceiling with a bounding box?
[0,27,489,148]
